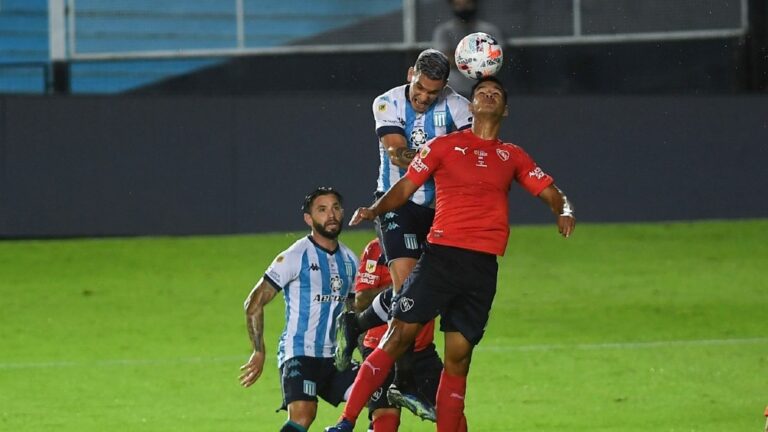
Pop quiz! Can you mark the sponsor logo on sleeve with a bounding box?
[528,167,547,179]
[267,269,281,284]
[411,157,429,173]
[365,259,377,273]
[359,273,378,285]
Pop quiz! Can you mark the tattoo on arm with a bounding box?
[394,147,417,165]
[244,280,277,353]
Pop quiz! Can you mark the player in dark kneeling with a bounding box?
[336,284,442,422]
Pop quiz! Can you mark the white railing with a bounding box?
[49,0,750,62]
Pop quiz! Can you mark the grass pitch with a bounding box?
[1,219,766,431]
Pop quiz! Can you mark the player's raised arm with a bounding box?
[349,176,419,226]
[382,134,417,169]
[239,277,279,387]
[538,184,576,238]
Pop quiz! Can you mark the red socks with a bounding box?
[436,369,468,432]
[341,348,396,424]
[372,412,400,432]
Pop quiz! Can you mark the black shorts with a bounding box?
[278,356,358,410]
[374,195,434,262]
[391,243,498,345]
[360,343,443,414]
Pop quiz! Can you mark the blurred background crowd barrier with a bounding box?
[0,0,766,237]
[1,0,765,94]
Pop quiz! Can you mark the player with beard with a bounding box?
[240,187,360,432]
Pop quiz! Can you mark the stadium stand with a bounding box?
[0,0,401,93]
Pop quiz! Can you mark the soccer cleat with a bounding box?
[386,383,436,422]
[334,310,362,371]
[324,418,354,432]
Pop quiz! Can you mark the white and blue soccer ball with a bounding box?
[454,32,504,80]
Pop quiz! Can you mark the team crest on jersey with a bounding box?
[433,111,446,127]
[496,148,510,161]
[330,275,343,292]
[410,128,428,146]
[365,259,377,273]
[345,261,355,276]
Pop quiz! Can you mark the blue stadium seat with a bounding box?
[0,0,401,93]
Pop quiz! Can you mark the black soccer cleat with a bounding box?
[386,383,437,422]
[334,310,362,371]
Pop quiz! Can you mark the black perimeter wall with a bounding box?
[1,93,766,238]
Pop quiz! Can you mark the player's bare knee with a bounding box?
[444,356,471,376]
[443,334,473,376]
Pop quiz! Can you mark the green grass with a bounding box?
[1,220,766,431]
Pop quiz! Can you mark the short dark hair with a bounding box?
[302,186,343,214]
[470,75,508,104]
[413,49,450,82]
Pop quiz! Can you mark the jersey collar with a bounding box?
[307,235,339,255]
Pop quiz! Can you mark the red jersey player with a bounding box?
[326,76,575,432]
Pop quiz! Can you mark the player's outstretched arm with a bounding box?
[538,184,576,238]
[239,278,278,387]
[349,177,418,226]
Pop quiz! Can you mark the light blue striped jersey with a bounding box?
[263,235,358,367]
[373,83,472,206]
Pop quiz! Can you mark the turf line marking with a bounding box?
[1,337,766,370]
[0,355,244,370]
[477,337,768,352]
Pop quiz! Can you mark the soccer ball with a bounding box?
[454,32,503,79]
